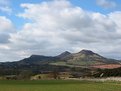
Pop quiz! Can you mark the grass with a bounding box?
[50,62,88,67]
[0,80,121,91]
[50,61,99,67]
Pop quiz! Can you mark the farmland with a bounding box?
[0,80,121,91]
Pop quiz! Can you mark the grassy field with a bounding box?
[0,80,121,91]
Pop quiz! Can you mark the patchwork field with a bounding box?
[92,64,121,69]
[0,80,121,91]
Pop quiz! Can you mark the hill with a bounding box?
[0,49,120,68]
[0,49,121,79]
[51,50,120,67]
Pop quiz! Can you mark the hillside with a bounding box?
[0,49,121,79]
[0,50,120,68]
[51,50,120,67]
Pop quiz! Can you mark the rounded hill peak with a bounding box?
[79,49,95,55]
[57,51,71,58]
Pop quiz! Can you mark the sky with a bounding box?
[0,0,121,62]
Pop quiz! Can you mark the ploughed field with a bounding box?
[0,80,121,91]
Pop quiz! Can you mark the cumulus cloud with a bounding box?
[0,16,16,61]
[0,16,14,44]
[0,0,121,61]
[96,0,116,9]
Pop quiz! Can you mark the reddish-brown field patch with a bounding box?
[92,64,121,69]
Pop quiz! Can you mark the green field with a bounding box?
[0,80,121,91]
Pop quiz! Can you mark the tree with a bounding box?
[18,70,33,80]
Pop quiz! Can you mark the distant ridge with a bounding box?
[0,49,120,69]
[0,49,121,79]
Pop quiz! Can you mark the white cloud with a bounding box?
[0,16,16,61]
[0,6,12,13]
[96,0,116,9]
[0,0,12,14]
[1,0,121,61]
[0,16,14,43]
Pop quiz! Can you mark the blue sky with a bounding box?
[1,0,121,62]
[1,0,121,29]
